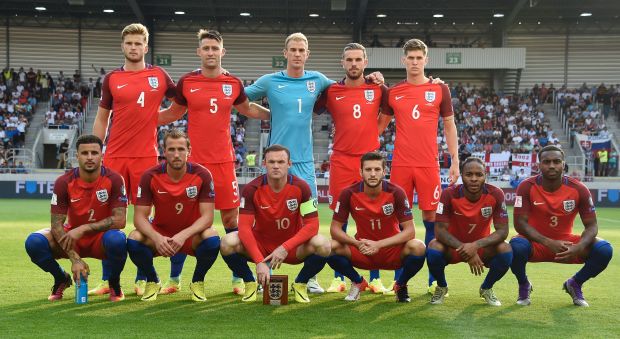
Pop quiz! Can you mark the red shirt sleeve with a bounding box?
[196,166,216,202]
[160,67,176,98]
[99,72,112,109]
[238,213,265,263]
[313,85,330,115]
[51,174,70,215]
[332,187,353,223]
[233,77,248,105]
[575,181,597,220]
[379,84,392,116]
[489,185,509,224]
[174,74,188,106]
[435,188,453,223]
[439,84,453,117]
[135,171,155,206]
[393,186,414,223]
[109,172,129,209]
[513,179,532,216]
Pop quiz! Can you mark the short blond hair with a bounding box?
[403,39,428,56]
[121,23,149,43]
[284,32,308,49]
[342,42,367,59]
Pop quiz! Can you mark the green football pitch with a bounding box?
[1,199,618,338]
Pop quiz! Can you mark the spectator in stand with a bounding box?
[245,150,257,168]
[57,138,69,169]
[597,149,608,177]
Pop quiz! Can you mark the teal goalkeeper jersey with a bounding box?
[245,71,334,164]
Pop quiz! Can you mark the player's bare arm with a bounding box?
[360,219,415,255]
[330,219,362,248]
[443,115,460,185]
[134,204,176,257]
[92,107,111,140]
[170,201,215,252]
[515,214,570,254]
[65,207,127,244]
[158,101,187,126]
[556,216,598,262]
[377,113,392,134]
[234,98,270,120]
[435,220,463,250]
[50,213,89,282]
[459,221,509,260]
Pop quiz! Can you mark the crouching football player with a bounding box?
[510,145,612,307]
[25,135,128,302]
[327,152,426,302]
[426,157,512,306]
[127,130,220,302]
[220,145,330,303]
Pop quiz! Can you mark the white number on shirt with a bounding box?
[370,219,382,231]
[276,218,290,230]
[468,223,477,234]
[88,209,96,222]
[137,91,145,108]
[297,98,302,113]
[412,104,420,120]
[175,203,184,215]
[210,98,218,113]
[549,215,558,228]
[353,104,362,119]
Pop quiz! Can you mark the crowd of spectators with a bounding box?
[45,70,89,131]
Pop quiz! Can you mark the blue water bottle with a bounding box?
[75,273,88,304]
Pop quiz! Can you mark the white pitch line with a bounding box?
[598,217,620,223]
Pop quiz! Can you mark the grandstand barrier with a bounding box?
[3,173,620,207]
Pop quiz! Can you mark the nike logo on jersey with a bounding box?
[533,201,545,205]
[277,85,288,89]
[117,84,128,89]
[395,95,405,100]
[157,190,168,194]
[354,207,365,211]
[336,96,346,100]
[431,201,439,205]
[70,198,81,203]
[454,211,464,215]
[190,88,201,93]
[260,205,271,209]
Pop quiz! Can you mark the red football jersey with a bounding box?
[435,184,508,243]
[136,162,215,234]
[175,71,247,164]
[383,80,452,167]
[514,175,596,238]
[239,174,318,259]
[51,167,128,229]
[315,81,389,156]
[333,181,413,241]
[99,65,176,158]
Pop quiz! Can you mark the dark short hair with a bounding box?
[403,38,428,56]
[263,144,290,160]
[163,129,190,148]
[197,29,223,44]
[538,145,565,160]
[76,134,102,150]
[360,151,386,169]
[461,157,485,171]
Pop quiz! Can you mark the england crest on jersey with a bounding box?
[222,84,233,97]
[148,76,159,89]
[425,91,436,102]
[481,206,492,218]
[306,80,316,93]
[186,186,198,199]
[287,199,299,211]
[563,200,575,212]
[365,89,375,101]
[96,189,109,203]
[382,203,394,216]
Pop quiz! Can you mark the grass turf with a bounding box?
[1,199,618,338]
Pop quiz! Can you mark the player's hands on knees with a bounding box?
[365,71,385,85]
[155,235,176,257]
[264,246,288,270]
[58,227,85,253]
[256,262,271,286]
[555,243,581,262]
[71,259,89,286]
[168,234,186,253]
[457,242,479,261]
[545,239,572,255]
[359,239,380,256]
[467,255,485,276]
